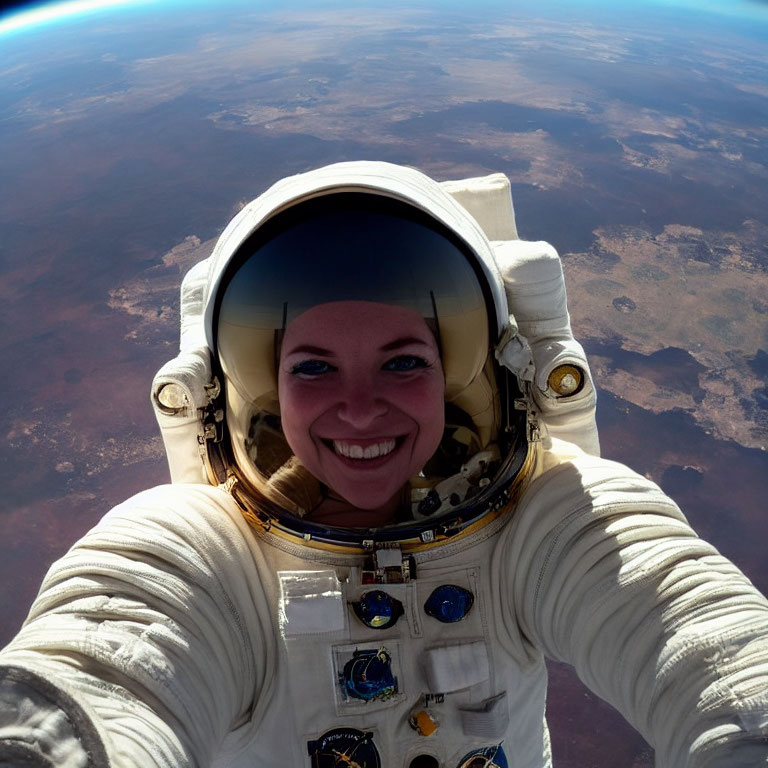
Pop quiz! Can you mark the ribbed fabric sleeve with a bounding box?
[0,485,276,768]
[493,446,768,767]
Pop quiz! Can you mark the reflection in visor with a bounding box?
[214,192,488,349]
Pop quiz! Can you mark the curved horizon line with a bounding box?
[0,0,157,36]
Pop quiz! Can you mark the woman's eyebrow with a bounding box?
[284,344,333,356]
[380,336,433,352]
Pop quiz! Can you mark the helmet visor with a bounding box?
[212,192,523,539]
[214,192,489,351]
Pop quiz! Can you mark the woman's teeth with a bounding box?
[332,439,396,459]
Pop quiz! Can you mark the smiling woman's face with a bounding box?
[278,301,445,521]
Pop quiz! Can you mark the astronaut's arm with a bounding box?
[499,452,768,768]
[0,486,273,767]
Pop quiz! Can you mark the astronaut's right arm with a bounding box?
[496,445,768,768]
[0,485,276,767]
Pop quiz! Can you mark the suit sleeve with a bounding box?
[0,485,276,768]
[494,448,768,768]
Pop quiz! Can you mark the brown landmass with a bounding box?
[107,235,217,342]
[563,219,768,448]
[8,9,767,197]
[102,206,768,458]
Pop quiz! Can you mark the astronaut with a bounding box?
[1,161,767,768]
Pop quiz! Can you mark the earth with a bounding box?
[1,1,767,765]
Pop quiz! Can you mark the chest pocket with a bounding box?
[413,567,492,697]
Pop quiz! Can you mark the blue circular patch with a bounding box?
[351,590,404,630]
[424,584,474,623]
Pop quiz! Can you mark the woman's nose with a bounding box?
[335,377,388,428]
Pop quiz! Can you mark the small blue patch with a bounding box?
[424,584,474,623]
[351,590,404,630]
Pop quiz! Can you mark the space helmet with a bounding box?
[151,161,599,553]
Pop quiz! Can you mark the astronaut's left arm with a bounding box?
[495,449,768,768]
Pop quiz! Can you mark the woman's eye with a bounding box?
[382,355,429,372]
[290,359,335,376]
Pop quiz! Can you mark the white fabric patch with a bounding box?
[460,691,509,738]
[278,571,344,636]
[422,641,490,693]
[374,547,403,568]
[440,172,518,241]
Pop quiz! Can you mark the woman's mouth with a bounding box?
[331,438,397,459]
[320,437,404,463]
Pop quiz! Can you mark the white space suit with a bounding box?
[1,163,766,768]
